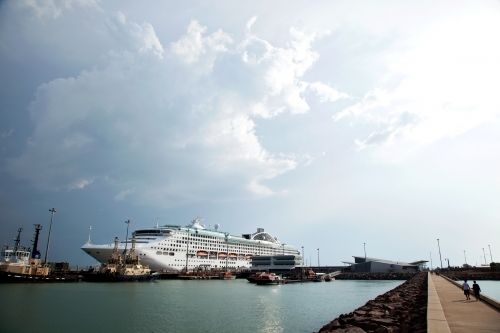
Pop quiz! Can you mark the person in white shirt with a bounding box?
[462,279,470,300]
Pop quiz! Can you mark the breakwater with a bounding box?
[317,272,427,333]
[336,272,418,280]
[438,271,500,281]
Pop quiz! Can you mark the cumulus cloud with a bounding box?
[239,19,346,118]
[106,12,164,58]
[335,8,500,158]
[6,13,345,207]
[171,20,233,66]
[334,88,391,122]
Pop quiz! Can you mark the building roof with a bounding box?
[351,256,428,267]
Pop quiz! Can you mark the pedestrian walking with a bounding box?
[462,279,470,300]
[472,280,481,301]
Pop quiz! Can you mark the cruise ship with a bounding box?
[81,217,301,272]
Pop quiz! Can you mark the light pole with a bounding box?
[44,208,56,263]
[301,246,304,265]
[489,245,493,262]
[430,252,433,270]
[445,258,450,268]
[483,248,487,265]
[437,239,443,269]
[225,232,229,272]
[123,220,130,255]
[185,228,190,272]
[317,248,320,267]
[464,250,467,265]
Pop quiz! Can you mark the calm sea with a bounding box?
[0,279,403,333]
[474,280,500,301]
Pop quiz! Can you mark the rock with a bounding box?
[316,272,428,333]
[354,310,367,316]
[357,321,378,331]
[330,326,367,333]
[372,318,395,325]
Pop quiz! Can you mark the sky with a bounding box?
[0,0,499,269]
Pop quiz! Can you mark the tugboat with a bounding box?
[246,271,265,283]
[84,236,159,282]
[255,272,286,285]
[0,225,81,282]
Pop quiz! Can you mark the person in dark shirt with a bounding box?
[472,280,481,301]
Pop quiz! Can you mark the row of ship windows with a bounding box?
[152,242,283,253]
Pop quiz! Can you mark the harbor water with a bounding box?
[0,279,403,333]
[472,280,500,301]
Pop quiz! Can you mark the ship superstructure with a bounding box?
[81,217,300,272]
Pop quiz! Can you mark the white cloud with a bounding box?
[106,12,164,58]
[171,20,233,69]
[335,6,500,159]
[307,82,349,103]
[238,18,347,118]
[8,13,345,206]
[334,88,391,122]
[115,188,135,201]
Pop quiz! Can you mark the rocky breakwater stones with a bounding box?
[336,272,417,280]
[316,272,427,333]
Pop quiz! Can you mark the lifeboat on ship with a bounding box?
[197,251,208,256]
[245,254,253,259]
[218,253,227,258]
[229,253,237,258]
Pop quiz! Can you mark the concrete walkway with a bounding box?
[428,272,500,333]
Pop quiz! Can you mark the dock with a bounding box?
[428,272,500,332]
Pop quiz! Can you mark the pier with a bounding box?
[428,272,500,333]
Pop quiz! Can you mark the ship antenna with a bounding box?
[86,226,92,245]
[13,227,23,252]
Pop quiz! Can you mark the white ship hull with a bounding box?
[81,219,300,272]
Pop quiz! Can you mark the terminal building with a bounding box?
[251,254,303,271]
[342,256,428,273]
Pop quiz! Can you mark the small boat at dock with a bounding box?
[255,272,286,285]
[219,271,236,280]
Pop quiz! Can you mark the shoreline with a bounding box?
[317,272,427,333]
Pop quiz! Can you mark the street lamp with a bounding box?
[364,242,367,272]
[317,248,320,267]
[483,248,487,265]
[464,250,467,265]
[44,208,56,263]
[489,245,493,262]
[445,258,450,268]
[430,252,433,270]
[301,246,304,265]
[437,239,443,269]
